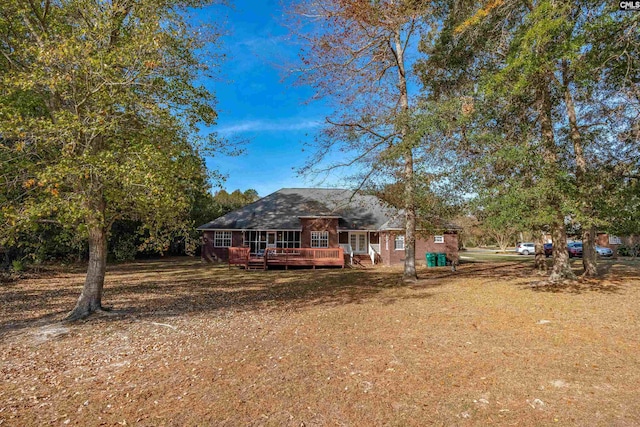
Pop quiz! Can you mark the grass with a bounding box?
[1,257,640,426]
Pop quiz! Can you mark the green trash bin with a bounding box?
[437,253,447,267]
[426,252,436,267]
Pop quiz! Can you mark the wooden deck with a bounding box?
[228,247,344,270]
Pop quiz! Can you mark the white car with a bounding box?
[596,246,613,257]
[516,242,535,255]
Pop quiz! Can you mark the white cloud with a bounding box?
[217,118,323,136]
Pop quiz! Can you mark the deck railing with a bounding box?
[369,244,381,265]
[228,246,344,269]
[339,244,353,265]
[228,247,250,268]
[265,247,344,259]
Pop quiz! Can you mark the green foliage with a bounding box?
[416,0,639,257]
[0,0,227,255]
[617,244,639,258]
[11,260,24,272]
[212,189,259,215]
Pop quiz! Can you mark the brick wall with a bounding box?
[597,233,639,256]
[300,218,339,248]
[201,230,244,262]
[379,231,459,266]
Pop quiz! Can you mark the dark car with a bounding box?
[567,242,583,258]
[544,243,553,257]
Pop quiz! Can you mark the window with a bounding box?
[276,231,301,248]
[244,231,302,254]
[214,231,232,247]
[394,235,405,250]
[609,235,622,245]
[434,235,444,244]
[311,231,329,248]
[244,231,267,254]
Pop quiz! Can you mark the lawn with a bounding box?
[2,258,640,426]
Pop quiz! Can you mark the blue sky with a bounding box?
[199,1,337,197]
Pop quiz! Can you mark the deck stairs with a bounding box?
[246,257,266,271]
[349,254,372,268]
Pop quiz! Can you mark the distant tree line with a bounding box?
[1,188,258,267]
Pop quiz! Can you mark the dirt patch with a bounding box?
[2,258,640,425]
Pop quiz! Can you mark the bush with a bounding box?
[110,235,139,262]
[11,260,25,272]
[618,245,639,257]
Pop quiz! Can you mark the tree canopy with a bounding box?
[416,0,639,280]
[0,0,226,318]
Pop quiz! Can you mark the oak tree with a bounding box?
[0,0,224,319]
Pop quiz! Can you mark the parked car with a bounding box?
[567,242,583,258]
[595,245,613,257]
[544,243,553,257]
[516,242,535,255]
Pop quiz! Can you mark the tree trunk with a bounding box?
[394,30,417,282]
[549,217,574,282]
[561,62,597,278]
[537,74,575,281]
[403,149,417,281]
[67,226,108,320]
[494,230,512,252]
[534,232,546,272]
[582,225,598,277]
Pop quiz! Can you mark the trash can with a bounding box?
[437,253,447,267]
[426,252,436,267]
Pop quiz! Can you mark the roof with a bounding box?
[197,188,400,231]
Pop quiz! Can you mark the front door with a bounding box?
[267,232,276,248]
[349,232,368,254]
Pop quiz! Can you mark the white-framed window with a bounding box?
[434,235,445,244]
[394,235,405,250]
[214,231,232,247]
[276,231,301,248]
[244,231,302,254]
[311,231,329,248]
[609,235,622,245]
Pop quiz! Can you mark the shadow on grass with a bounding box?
[511,260,639,295]
[421,261,534,282]
[0,258,434,337]
[442,259,636,295]
[3,257,638,336]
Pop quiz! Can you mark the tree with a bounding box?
[0,0,224,319]
[452,214,483,248]
[285,0,435,281]
[418,0,638,281]
[209,189,260,216]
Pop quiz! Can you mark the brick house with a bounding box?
[596,233,639,256]
[197,188,459,267]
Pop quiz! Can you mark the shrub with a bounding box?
[11,260,25,272]
[110,235,138,262]
[618,245,639,257]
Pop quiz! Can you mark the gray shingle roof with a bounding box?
[196,188,401,231]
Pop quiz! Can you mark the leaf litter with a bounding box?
[1,257,640,425]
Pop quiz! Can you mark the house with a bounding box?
[197,188,459,268]
[596,232,639,256]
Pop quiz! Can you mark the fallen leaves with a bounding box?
[1,259,640,425]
